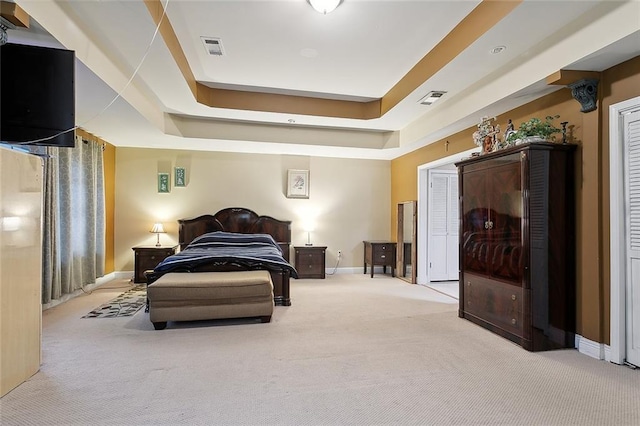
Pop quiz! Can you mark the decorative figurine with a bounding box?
[504,119,515,146]
[473,116,500,154]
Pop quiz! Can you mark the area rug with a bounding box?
[82,285,146,318]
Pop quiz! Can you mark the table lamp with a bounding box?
[304,223,315,246]
[150,222,166,247]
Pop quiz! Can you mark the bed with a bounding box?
[146,207,296,306]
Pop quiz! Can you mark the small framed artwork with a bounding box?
[174,167,186,187]
[158,172,170,193]
[287,169,309,199]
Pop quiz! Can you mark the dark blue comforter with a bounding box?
[153,231,298,278]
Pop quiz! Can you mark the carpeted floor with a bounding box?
[81,285,146,318]
[1,274,638,425]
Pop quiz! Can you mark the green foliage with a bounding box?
[506,115,561,142]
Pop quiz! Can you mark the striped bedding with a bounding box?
[153,231,298,278]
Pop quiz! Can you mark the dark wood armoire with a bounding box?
[456,142,576,351]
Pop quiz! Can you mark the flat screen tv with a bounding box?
[0,43,75,147]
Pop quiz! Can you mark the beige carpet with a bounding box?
[1,274,638,425]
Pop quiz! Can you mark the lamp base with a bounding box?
[305,243,313,246]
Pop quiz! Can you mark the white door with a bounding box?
[429,171,459,281]
[624,110,640,367]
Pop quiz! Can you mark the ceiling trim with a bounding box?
[0,1,29,28]
[165,113,398,150]
[194,82,381,120]
[380,0,521,116]
[143,0,197,94]
[546,69,601,86]
[144,0,521,121]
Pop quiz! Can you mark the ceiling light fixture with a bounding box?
[418,91,447,105]
[308,0,343,14]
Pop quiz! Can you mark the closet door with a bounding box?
[429,171,459,281]
[624,110,640,366]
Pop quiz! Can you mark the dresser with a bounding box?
[456,142,576,351]
[132,246,176,283]
[363,241,397,277]
[294,246,326,279]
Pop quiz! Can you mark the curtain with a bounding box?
[42,136,105,304]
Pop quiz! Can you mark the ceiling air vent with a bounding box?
[201,37,224,56]
[418,91,446,105]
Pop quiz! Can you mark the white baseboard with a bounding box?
[604,345,612,362]
[42,271,119,310]
[575,334,607,360]
[115,271,134,281]
[95,272,117,286]
[325,266,399,276]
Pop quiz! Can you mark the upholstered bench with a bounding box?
[147,270,274,330]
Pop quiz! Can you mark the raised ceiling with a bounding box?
[5,0,640,159]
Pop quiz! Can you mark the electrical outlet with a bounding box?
[337,250,342,257]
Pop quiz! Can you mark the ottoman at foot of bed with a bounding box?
[153,321,167,330]
[147,271,275,329]
[153,315,270,330]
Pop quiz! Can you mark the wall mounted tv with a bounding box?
[1,43,76,147]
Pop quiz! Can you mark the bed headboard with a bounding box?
[177,207,292,257]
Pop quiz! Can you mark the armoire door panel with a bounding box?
[487,159,523,284]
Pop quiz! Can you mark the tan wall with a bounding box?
[114,149,390,272]
[390,55,640,344]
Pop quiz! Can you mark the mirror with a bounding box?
[397,200,417,283]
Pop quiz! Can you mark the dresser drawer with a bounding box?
[463,274,524,337]
[373,244,393,264]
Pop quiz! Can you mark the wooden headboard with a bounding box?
[177,207,292,257]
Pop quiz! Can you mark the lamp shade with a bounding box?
[150,223,165,234]
[308,0,342,14]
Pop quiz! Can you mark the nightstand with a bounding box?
[363,241,396,278]
[294,246,327,279]
[132,246,176,283]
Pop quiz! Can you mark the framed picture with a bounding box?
[287,169,309,199]
[158,172,170,193]
[174,167,186,187]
